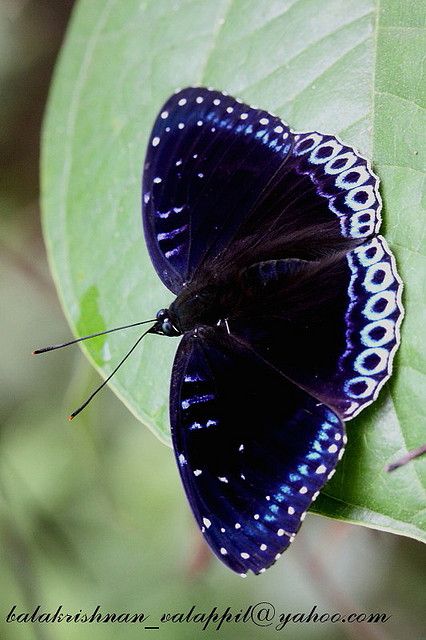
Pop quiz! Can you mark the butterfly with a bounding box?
[140,87,404,576]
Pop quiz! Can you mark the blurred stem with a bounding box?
[298,522,393,640]
[0,237,57,302]
[185,522,212,579]
[0,456,91,580]
[0,510,51,640]
[65,357,140,531]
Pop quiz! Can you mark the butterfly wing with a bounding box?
[142,87,294,292]
[220,120,403,419]
[229,126,401,419]
[276,127,383,242]
[142,88,384,293]
[171,327,345,575]
[231,235,403,420]
[143,87,403,419]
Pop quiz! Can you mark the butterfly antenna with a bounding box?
[32,319,156,354]
[68,326,153,421]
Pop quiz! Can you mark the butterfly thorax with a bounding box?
[151,279,238,337]
[174,282,231,334]
[150,257,331,337]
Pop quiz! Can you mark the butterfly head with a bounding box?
[151,308,181,337]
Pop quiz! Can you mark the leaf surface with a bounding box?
[42,0,426,541]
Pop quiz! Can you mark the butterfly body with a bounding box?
[142,87,404,575]
[153,231,360,338]
[151,281,232,337]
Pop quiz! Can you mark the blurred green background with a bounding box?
[0,2,424,639]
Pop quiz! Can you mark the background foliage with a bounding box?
[0,1,425,639]
[42,0,425,539]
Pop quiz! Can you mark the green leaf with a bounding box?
[41,0,425,542]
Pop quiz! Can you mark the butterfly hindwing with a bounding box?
[340,235,403,418]
[171,327,345,575]
[231,235,403,420]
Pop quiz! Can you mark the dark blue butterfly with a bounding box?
[142,87,404,576]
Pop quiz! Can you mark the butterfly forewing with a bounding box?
[143,89,385,294]
[142,87,293,292]
[171,328,345,575]
[290,131,382,240]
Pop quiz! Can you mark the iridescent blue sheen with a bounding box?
[142,87,403,575]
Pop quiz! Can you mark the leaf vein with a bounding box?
[242,12,373,96]
[375,89,426,112]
